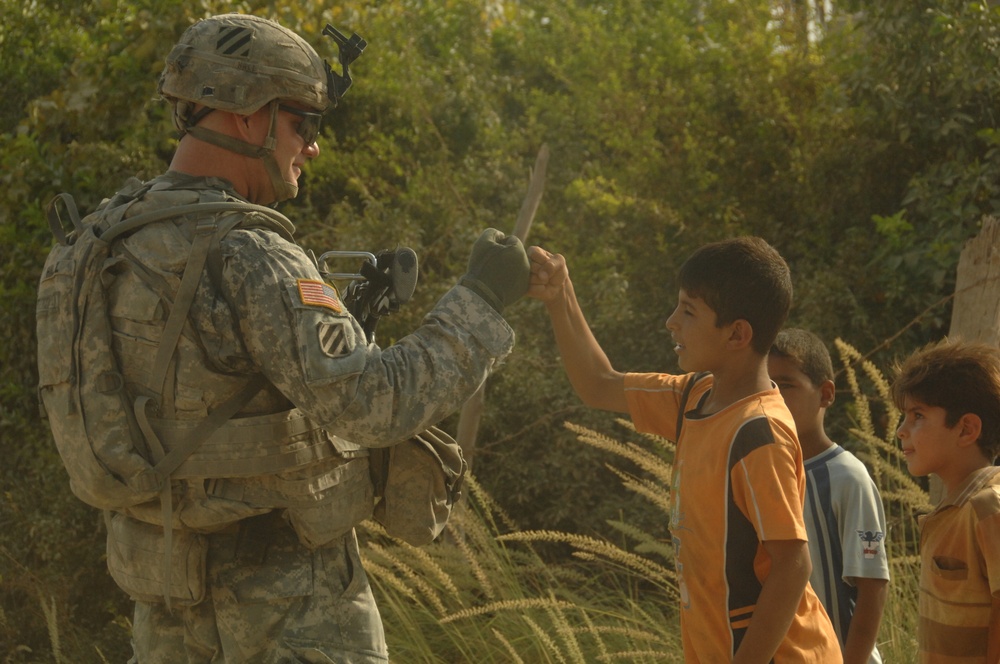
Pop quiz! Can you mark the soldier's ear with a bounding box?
[231,107,268,141]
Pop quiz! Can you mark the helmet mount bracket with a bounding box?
[323,24,367,105]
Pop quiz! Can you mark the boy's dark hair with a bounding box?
[678,236,792,355]
[892,339,1000,462]
[770,328,834,387]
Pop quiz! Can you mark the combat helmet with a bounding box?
[158,14,365,202]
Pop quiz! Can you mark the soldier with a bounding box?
[56,13,527,662]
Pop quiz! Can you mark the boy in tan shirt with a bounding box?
[893,339,1000,664]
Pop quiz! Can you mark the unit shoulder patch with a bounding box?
[318,321,350,358]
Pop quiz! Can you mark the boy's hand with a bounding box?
[527,246,569,303]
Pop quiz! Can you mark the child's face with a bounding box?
[895,396,961,480]
[767,355,825,438]
[665,289,730,373]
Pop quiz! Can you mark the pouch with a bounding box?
[105,511,207,606]
[370,426,466,546]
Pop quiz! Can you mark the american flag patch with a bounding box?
[297,279,342,313]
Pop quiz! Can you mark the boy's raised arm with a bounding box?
[527,246,628,413]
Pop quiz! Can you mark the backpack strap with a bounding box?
[675,372,709,442]
[134,375,268,609]
[46,193,82,246]
[138,205,280,435]
[76,195,293,609]
[102,201,295,244]
[149,219,217,395]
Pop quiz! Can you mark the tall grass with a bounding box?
[359,472,683,663]
[362,339,928,662]
[833,339,928,661]
[16,340,924,661]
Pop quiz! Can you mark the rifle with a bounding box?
[319,247,469,546]
[317,247,418,344]
[318,143,549,468]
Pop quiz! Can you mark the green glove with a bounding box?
[459,228,530,314]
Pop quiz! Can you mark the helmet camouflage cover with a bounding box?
[158,13,330,129]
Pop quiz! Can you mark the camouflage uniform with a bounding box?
[107,171,514,662]
[48,14,525,661]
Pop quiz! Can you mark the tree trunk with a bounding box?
[949,216,1000,345]
[943,215,1000,503]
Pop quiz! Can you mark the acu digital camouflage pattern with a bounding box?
[74,170,514,661]
[129,524,388,664]
[158,13,331,124]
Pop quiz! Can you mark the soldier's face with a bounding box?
[274,104,321,189]
[237,103,321,204]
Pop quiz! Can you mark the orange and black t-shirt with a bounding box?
[625,372,841,662]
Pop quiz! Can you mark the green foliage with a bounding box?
[799,1,1000,355]
[3,0,1000,658]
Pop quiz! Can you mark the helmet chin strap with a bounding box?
[184,100,298,203]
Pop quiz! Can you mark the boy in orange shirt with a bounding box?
[893,339,1000,664]
[528,237,840,662]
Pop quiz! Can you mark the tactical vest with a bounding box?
[38,175,373,606]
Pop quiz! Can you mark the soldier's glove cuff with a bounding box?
[459,276,506,313]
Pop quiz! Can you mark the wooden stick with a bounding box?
[512,144,549,243]
[455,144,550,466]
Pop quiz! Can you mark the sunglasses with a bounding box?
[278,104,324,145]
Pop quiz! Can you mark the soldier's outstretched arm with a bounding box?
[219,227,528,447]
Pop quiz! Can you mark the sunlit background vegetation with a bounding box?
[4,0,999,660]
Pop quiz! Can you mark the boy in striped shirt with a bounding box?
[769,328,889,663]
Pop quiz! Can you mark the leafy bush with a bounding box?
[3,0,999,658]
